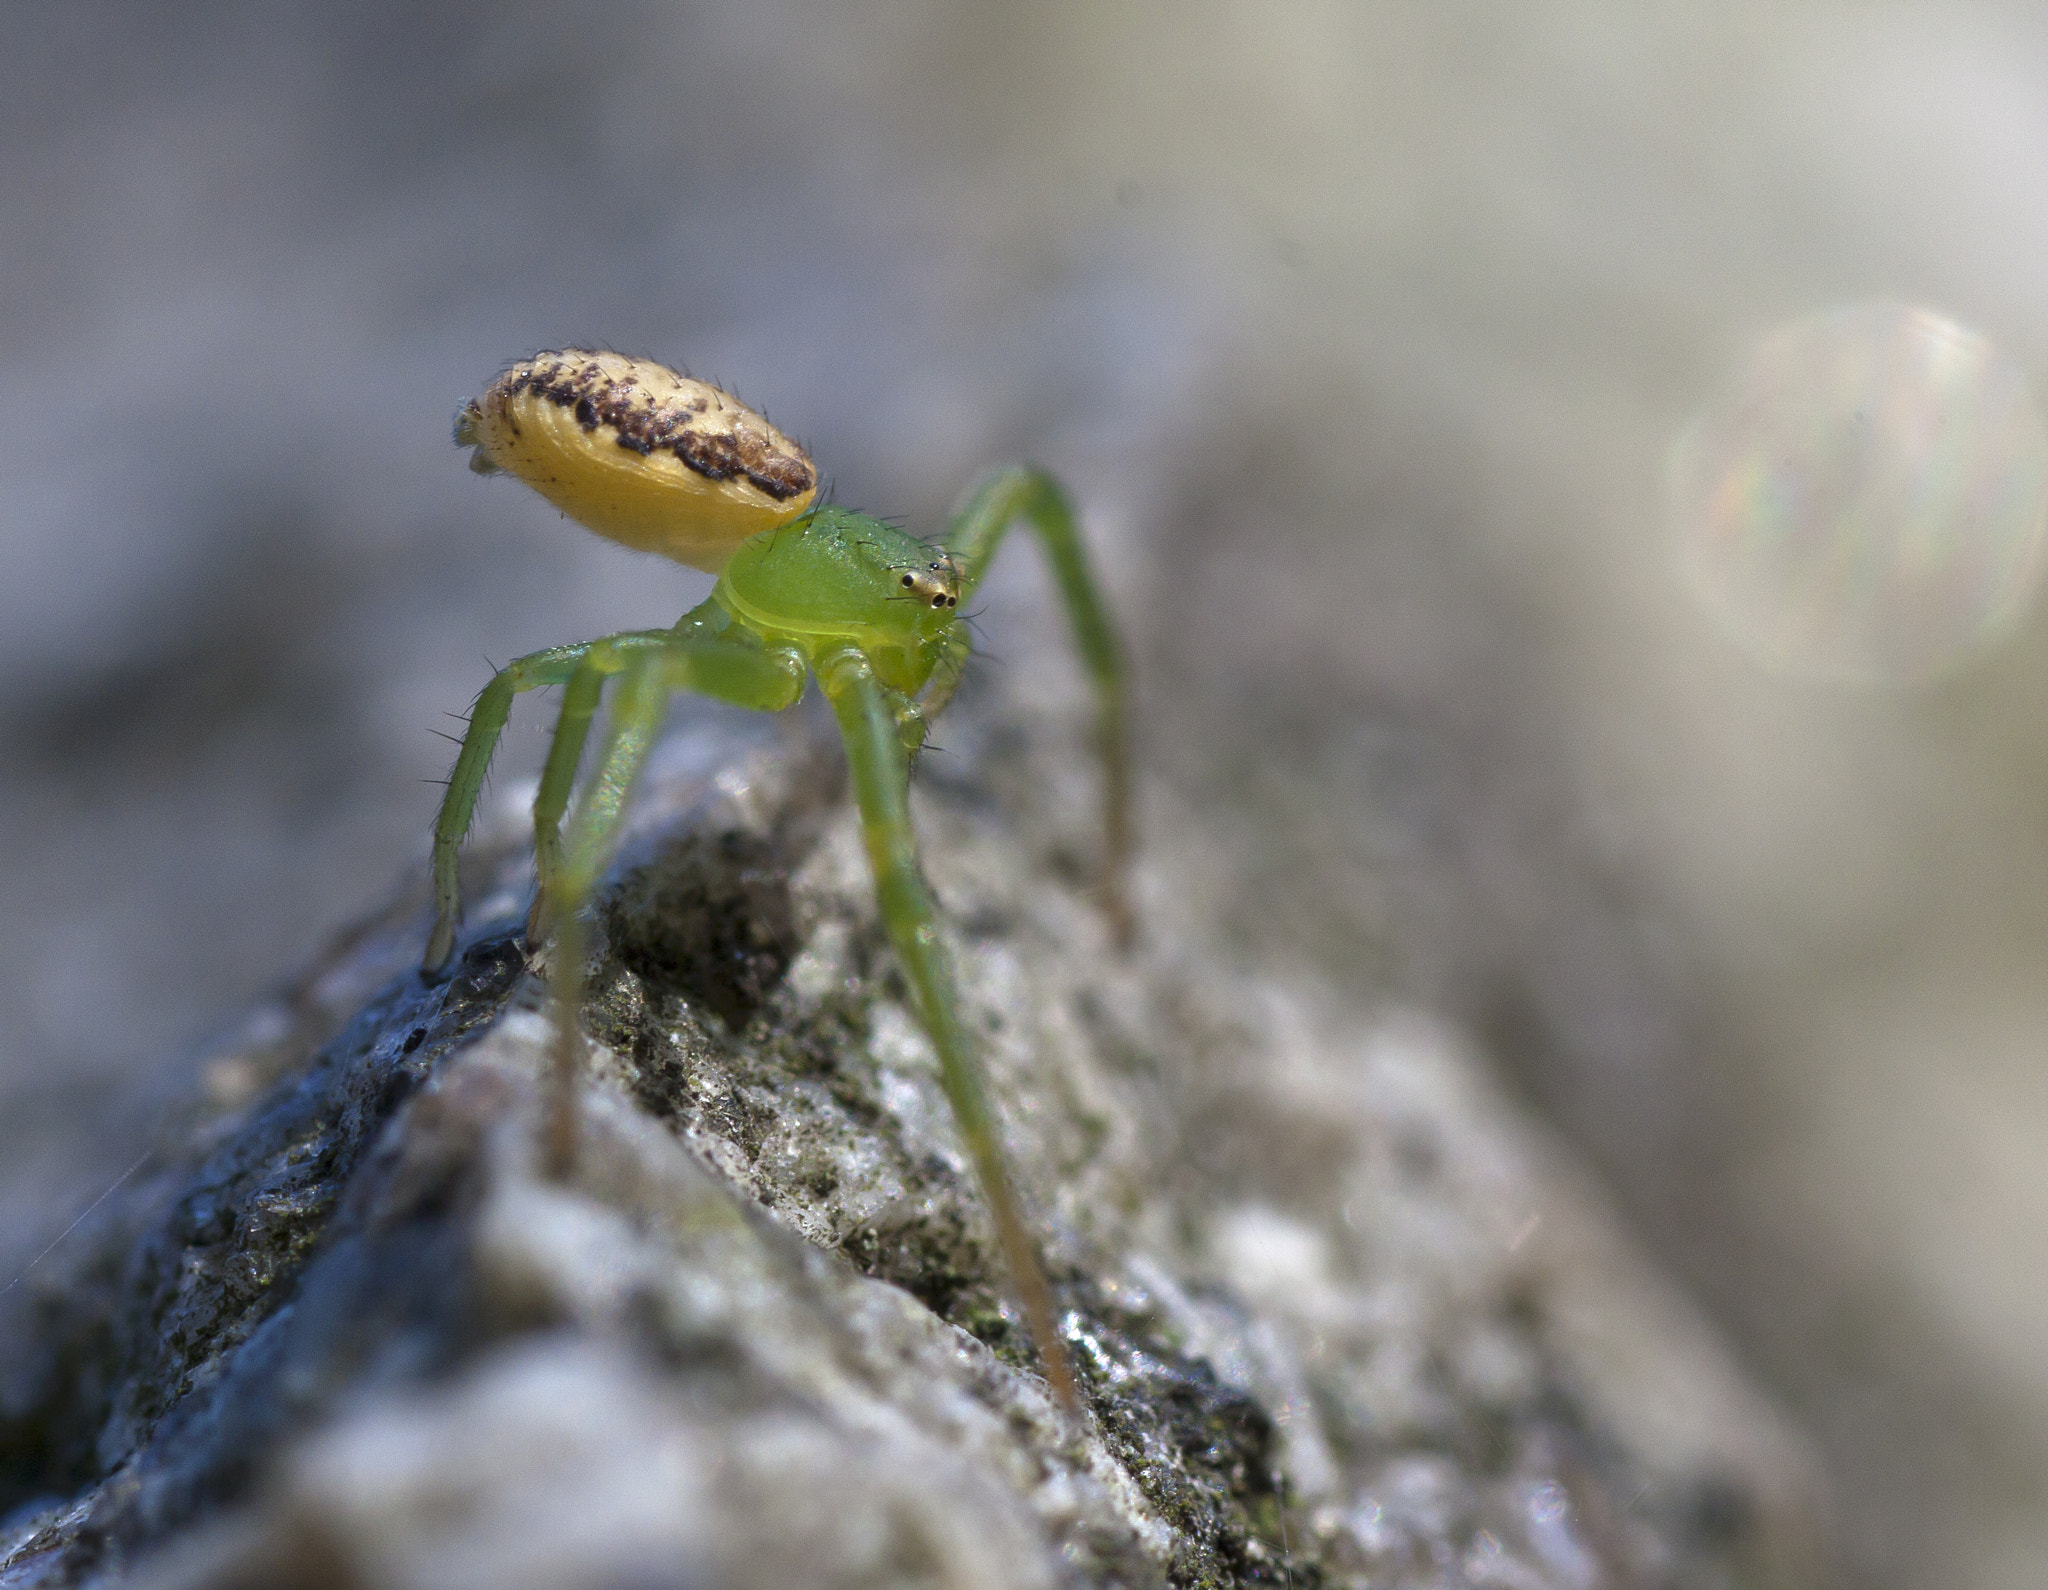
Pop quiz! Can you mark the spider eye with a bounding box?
[900,574,914,588]
[932,595,946,607]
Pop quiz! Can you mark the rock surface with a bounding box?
[0,704,1825,1589]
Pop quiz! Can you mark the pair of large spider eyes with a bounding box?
[901,571,959,608]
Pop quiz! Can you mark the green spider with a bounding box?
[422,351,1131,1411]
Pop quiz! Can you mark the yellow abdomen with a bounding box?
[456,351,817,572]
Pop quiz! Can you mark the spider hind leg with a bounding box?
[532,627,805,1176]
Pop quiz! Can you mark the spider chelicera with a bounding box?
[423,351,1131,1410]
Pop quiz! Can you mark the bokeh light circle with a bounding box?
[1671,302,2048,683]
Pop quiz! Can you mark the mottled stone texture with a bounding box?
[0,707,1825,1589]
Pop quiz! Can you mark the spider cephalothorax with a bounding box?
[426,350,1130,1412]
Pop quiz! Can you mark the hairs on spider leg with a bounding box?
[961,637,1007,673]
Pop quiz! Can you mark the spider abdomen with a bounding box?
[456,351,817,572]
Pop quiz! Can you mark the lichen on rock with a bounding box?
[0,706,1825,1589]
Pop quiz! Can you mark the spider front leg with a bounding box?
[538,628,806,1177]
[819,642,1080,1413]
[942,467,1132,945]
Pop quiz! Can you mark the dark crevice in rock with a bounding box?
[1068,1284,1311,1590]
[603,827,802,1034]
[0,929,527,1570]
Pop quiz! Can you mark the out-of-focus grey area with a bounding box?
[2,4,2043,1588]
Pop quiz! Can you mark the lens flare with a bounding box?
[1671,303,2048,683]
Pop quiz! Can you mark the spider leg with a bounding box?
[526,631,675,949]
[910,626,972,727]
[818,642,1080,1414]
[428,641,593,972]
[539,632,806,1178]
[941,467,1133,946]
[424,631,676,975]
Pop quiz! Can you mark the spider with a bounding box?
[422,351,1131,1411]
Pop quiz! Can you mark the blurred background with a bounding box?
[3,4,2046,1586]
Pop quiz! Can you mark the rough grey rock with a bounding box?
[0,702,1826,1589]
